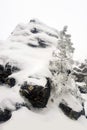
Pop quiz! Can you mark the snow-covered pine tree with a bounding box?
[49,26,83,103]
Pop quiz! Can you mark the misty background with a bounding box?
[0,0,87,61]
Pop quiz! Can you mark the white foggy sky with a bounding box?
[0,0,87,61]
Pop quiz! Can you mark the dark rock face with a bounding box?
[28,38,49,48]
[0,109,12,123]
[73,72,85,82]
[31,28,39,34]
[78,86,87,94]
[73,67,82,73]
[37,38,48,48]
[82,67,87,73]
[0,65,4,75]
[4,63,12,77]
[12,66,20,73]
[27,43,38,48]
[5,77,16,87]
[30,19,36,23]
[0,63,19,87]
[0,102,30,123]
[20,78,51,108]
[59,103,84,120]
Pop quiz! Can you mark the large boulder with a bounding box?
[20,77,51,108]
[0,109,12,122]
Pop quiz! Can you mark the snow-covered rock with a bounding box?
[0,19,87,129]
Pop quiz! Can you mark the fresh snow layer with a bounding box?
[0,19,87,130]
[0,107,87,130]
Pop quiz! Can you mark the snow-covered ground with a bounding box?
[0,19,87,130]
[0,100,87,130]
[0,106,87,130]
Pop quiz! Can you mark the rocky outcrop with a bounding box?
[20,78,51,108]
[59,102,84,120]
[0,63,19,87]
[0,19,87,124]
